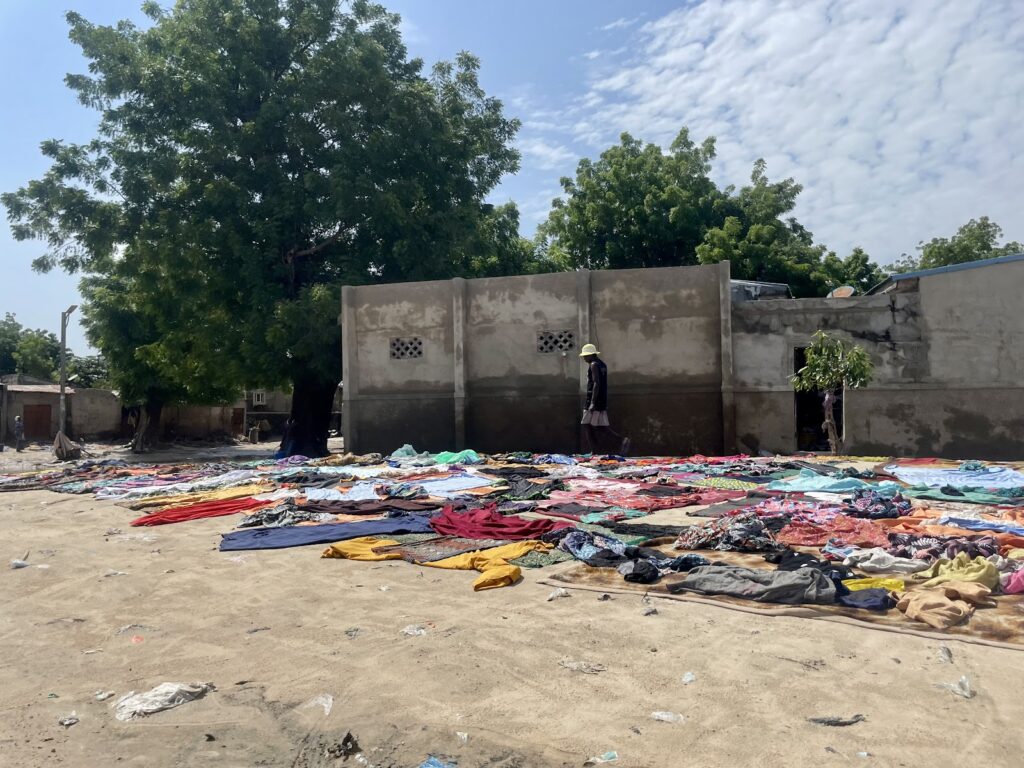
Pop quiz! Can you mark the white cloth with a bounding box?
[843,548,930,574]
[114,682,215,721]
[884,464,1024,489]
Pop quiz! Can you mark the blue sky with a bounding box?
[3,0,1023,353]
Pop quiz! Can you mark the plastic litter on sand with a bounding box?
[584,750,619,765]
[114,682,215,721]
[400,625,427,637]
[936,676,975,699]
[681,672,697,685]
[651,711,684,723]
[300,693,334,716]
[547,588,571,601]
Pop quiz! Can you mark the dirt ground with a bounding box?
[3,446,1024,767]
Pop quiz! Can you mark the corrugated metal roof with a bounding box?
[869,252,1024,293]
[5,384,76,394]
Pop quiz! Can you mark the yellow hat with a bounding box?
[579,343,600,357]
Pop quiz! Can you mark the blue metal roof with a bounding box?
[870,252,1024,293]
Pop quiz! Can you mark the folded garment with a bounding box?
[837,588,896,611]
[885,532,1000,562]
[933,516,1024,537]
[430,504,572,540]
[668,565,837,604]
[238,501,338,528]
[914,552,1001,590]
[1003,569,1024,595]
[842,576,905,592]
[842,548,930,574]
[220,514,435,551]
[894,581,996,628]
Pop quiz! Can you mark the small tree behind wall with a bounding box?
[791,331,874,454]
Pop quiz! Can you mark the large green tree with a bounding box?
[893,216,1023,273]
[13,329,61,380]
[3,0,520,456]
[0,313,23,375]
[696,160,837,297]
[541,129,721,270]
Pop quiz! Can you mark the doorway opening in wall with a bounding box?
[794,347,843,452]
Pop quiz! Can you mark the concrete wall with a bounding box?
[70,389,122,438]
[733,258,1024,459]
[343,265,731,455]
[161,404,241,439]
[732,292,925,454]
[846,259,1024,459]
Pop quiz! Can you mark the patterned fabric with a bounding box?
[886,533,1000,562]
[673,512,782,553]
[688,477,761,491]
[846,490,913,519]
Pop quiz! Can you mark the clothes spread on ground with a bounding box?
[238,501,339,528]
[885,533,1000,562]
[894,581,996,628]
[673,512,783,554]
[429,504,573,540]
[776,516,889,548]
[220,514,435,551]
[841,548,931,574]
[845,489,913,519]
[842,576,905,592]
[838,588,896,611]
[884,464,1024,490]
[131,496,272,527]
[766,469,902,495]
[913,552,1001,590]
[668,565,837,605]
[370,536,513,563]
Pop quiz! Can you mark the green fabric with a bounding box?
[690,476,761,490]
[434,449,482,465]
[511,548,573,569]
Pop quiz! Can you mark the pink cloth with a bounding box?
[1004,569,1024,595]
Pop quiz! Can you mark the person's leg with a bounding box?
[582,424,597,455]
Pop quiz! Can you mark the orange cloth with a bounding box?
[894,581,995,629]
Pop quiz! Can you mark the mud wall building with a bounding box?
[341,255,1024,460]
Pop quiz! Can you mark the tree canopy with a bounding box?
[893,216,1023,273]
[541,131,886,297]
[3,0,522,455]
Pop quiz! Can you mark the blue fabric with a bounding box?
[533,454,576,465]
[884,464,1024,489]
[766,469,902,495]
[837,588,895,611]
[934,516,1024,537]
[219,515,434,551]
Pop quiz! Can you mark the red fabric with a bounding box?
[776,516,889,548]
[430,504,574,540]
[131,497,271,527]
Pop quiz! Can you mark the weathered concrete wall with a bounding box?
[70,389,122,438]
[733,259,1024,459]
[343,265,730,455]
[732,293,925,454]
[845,259,1024,459]
[161,405,239,438]
[343,280,456,453]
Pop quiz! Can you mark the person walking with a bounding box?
[579,343,630,456]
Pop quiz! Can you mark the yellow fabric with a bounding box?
[423,540,552,591]
[914,552,1000,590]
[1005,548,1024,561]
[321,536,402,561]
[842,577,905,592]
[128,483,270,510]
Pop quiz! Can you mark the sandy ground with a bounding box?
[3,452,1024,767]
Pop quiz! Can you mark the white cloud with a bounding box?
[569,0,1024,263]
[582,50,602,60]
[518,137,577,171]
[600,16,641,31]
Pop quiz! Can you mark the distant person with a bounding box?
[579,344,630,456]
[14,415,26,452]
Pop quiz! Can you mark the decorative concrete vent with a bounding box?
[390,337,424,359]
[537,330,576,354]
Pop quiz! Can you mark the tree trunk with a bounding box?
[287,373,336,458]
[131,400,163,453]
[822,389,840,455]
